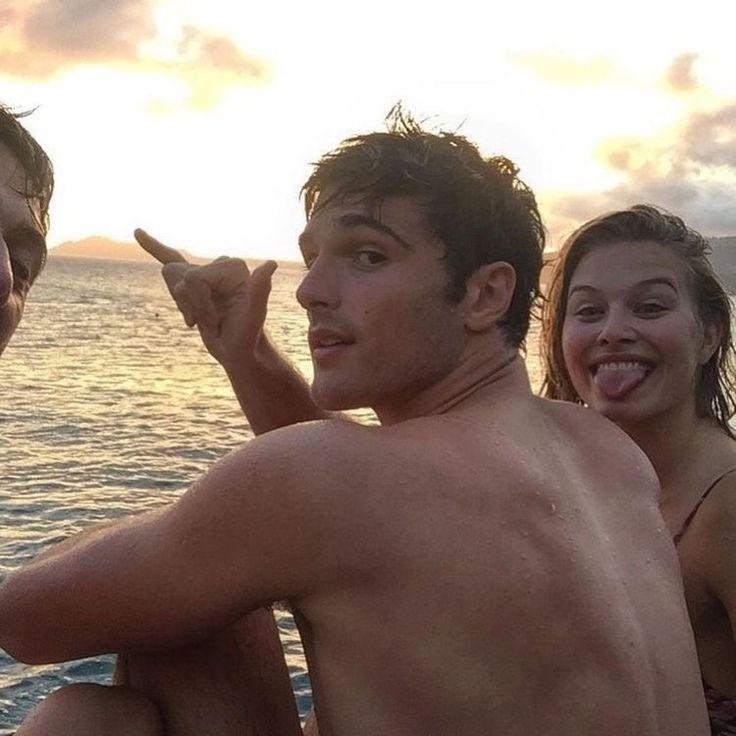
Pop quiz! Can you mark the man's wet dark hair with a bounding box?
[0,104,54,237]
[541,204,736,437]
[301,106,545,347]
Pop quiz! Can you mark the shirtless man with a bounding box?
[0,104,52,356]
[0,115,708,734]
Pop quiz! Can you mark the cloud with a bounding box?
[511,50,617,85]
[176,26,264,77]
[25,0,156,63]
[544,100,736,243]
[0,5,17,23]
[663,52,699,93]
[680,103,736,167]
[0,0,268,103]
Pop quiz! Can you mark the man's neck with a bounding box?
[374,341,530,426]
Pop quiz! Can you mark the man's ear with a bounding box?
[462,261,516,332]
[699,320,722,365]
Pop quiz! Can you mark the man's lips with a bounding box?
[308,327,355,354]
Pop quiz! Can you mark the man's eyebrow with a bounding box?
[298,213,417,256]
[336,214,414,249]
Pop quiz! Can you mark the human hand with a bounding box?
[134,228,277,370]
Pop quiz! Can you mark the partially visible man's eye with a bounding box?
[356,249,386,267]
[10,257,32,289]
[7,233,45,289]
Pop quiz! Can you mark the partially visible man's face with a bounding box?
[0,142,46,355]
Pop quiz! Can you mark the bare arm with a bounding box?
[0,427,338,665]
[135,229,330,434]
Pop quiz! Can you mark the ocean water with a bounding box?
[0,256,321,731]
[1,255,543,731]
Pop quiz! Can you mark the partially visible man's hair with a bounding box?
[0,104,54,235]
[301,105,545,347]
[541,203,736,436]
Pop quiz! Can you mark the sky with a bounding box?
[2,0,735,261]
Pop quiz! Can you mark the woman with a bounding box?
[541,204,736,733]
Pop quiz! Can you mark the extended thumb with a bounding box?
[249,260,278,316]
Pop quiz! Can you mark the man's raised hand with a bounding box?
[134,228,278,370]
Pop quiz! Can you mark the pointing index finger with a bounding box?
[134,228,189,265]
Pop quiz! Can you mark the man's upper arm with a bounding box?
[0,424,347,664]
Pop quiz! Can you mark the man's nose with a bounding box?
[296,255,340,311]
[0,237,13,306]
[596,308,635,344]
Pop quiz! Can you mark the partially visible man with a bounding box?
[0,104,53,355]
[0,113,709,735]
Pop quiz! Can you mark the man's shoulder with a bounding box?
[537,396,633,441]
[535,396,657,476]
[221,418,389,490]
[256,417,384,453]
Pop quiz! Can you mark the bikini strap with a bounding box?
[673,468,736,546]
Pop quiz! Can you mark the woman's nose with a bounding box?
[596,308,635,344]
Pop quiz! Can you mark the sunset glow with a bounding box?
[4,0,735,261]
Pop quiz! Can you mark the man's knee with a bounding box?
[17,683,164,736]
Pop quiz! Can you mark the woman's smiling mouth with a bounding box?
[592,360,654,400]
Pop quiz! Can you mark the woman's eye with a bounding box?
[573,305,601,319]
[637,302,666,316]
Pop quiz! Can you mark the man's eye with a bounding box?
[10,257,32,288]
[355,250,386,267]
[7,234,45,287]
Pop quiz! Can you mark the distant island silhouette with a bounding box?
[48,236,303,269]
[49,236,210,264]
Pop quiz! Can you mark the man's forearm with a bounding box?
[0,511,163,664]
[225,336,331,435]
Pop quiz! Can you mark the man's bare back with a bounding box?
[280,363,702,735]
